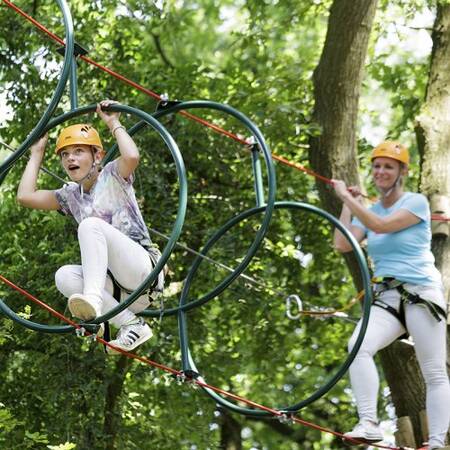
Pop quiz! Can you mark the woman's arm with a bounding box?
[332,179,420,234]
[333,184,366,253]
[17,134,59,210]
[334,203,366,253]
[97,100,139,180]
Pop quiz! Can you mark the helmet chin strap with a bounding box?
[78,149,99,197]
[379,173,402,199]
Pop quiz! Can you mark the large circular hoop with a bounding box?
[178,201,372,415]
[0,103,187,332]
[129,100,277,318]
[0,0,74,181]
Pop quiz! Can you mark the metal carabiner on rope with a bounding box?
[286,294,303,320]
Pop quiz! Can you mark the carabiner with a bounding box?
[286,294,303,320]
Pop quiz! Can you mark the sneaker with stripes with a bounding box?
[107,317,152,355]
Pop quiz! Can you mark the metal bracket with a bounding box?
[171,370,200,386]
[155,93,182,112]
[277,412,295,425]
[246,136,262,153]
[56,41,89,58]
[75,326,87,337]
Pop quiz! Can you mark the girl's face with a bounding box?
[371,157,405,192]
[60,144,100,182]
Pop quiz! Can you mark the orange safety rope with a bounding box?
[0,273,402,450]
[299,289,363,317]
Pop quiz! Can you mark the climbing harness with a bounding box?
[372,277,447,334]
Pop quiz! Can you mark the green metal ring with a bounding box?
[178,201,372,415]
[0,0,74,182]
[130,100,277,317]
[0,103,187,333]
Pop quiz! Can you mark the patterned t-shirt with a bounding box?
[55,160,151,248]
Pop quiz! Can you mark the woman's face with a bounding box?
[371,157,403,192]
[59,144,99,182]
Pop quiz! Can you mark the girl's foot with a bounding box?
[68,294,102,321]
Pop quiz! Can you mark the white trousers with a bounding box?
[55,217,153,327]
[348,287,450,448]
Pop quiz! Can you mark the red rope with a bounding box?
[0,273,401,449]
[2,0,450,224]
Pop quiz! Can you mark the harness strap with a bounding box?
[373,297,406,327]
[372,297,408,340]
[372,278,447,335]
[105,245,165,307]
[396,284,447,322]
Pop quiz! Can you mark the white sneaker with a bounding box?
[107,318,152,355]
[343,420,383,444]
[68,294,102,321]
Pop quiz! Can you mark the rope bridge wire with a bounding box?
[10,0,449,219]
[0,273,403,450]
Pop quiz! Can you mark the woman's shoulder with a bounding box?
[401,192,428,205]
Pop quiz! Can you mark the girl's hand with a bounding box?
[29,134,48,160]
[97,100,121,130]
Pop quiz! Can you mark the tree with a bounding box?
[309,0,450,447]
[1,1,447,449]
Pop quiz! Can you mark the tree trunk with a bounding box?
[220,408,242,450]
[104,356,133,450]
[415,3,450,444]
[309,0,379,216]
[378,342,425,447]
[416,3,450,304]
[309,0,379,292]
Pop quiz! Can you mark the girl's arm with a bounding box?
[97,100,139,180]
[17,134,60,210]
[332,179,420,235]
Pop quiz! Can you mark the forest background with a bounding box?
[0,0,449,449]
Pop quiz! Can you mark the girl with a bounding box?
[17,100,163,354]
[333,141,449,449]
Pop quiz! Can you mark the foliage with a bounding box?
[0,0,438,449]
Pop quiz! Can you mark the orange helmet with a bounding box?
[55,124,103,155]
[370,141,409,165]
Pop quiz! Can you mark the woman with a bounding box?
[333,141,449,449]
[17,100,163,354]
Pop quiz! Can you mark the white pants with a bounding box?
[348,286,450,448]
[55,217,153,327]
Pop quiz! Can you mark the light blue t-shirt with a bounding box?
[352,192,442,288]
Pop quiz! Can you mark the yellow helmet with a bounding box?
[370,141,409,165]
[55,124,103,155]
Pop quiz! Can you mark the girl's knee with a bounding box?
[55,265,83,297]
[55,265,70,290]
[77,217,104,235]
